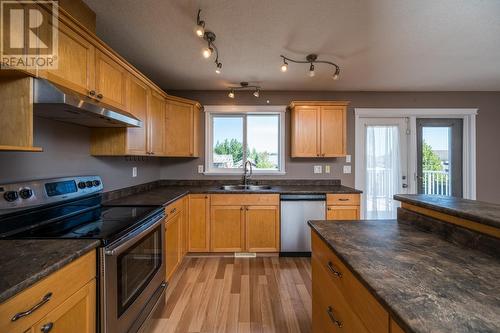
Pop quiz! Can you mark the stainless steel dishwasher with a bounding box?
[280,194,326,255]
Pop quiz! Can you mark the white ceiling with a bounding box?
[83,0,500,91]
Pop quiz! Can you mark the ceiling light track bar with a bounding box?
[196,9,223,74]
[280,54,340,79]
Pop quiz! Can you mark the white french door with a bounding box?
[357,118,409,219]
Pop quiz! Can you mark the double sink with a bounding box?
[219,184,273,191]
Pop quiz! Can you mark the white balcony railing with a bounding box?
[423,170,450,195]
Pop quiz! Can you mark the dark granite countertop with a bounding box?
[104,184,361,207]
[395,194,500,229]
[308,219,500,333]
[0,239,99,303]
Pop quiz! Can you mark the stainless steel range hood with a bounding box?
[33,79,141,127]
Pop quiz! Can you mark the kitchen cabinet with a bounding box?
[94,49,128,111]
[290,101,349,158]
[326,194,360,220]
[165,98,201,157]
[312,231,389,333]
[245,205,280,252]
[0,251,96,333]
[165,213,181,281]
[210,206,245,252]
[31,280,96,333]
[148,91,166,156]
[188,195,210,252]
[210,194,280,252]
[90,73,149,156]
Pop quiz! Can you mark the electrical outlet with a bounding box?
[314,165,322,174]
[343,165,351,174]
[132,167,137,178]
[198,165,204,173]
[325,165,331,174]
[346,155,351,163]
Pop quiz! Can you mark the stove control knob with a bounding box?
[19,188,33,199]
[92,180,101,187]
[85,181,93,188]
[4,191,19,202]
[77,182,86,189]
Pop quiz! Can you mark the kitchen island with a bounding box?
[309,196,500,333]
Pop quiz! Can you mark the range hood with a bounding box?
[33,79,141,128]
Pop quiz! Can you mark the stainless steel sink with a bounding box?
[219,185,272,191]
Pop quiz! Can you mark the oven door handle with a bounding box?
[104,212,164,256]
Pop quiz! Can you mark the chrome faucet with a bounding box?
[242,160,253,187]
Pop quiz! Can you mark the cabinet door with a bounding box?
[291,106,320,157]
[126,75,149,155]
[326,206,360,220]
[148,91,166,155]
[94,50,128,110]
[245,206,280,252]
[188,195,210,252]
[165,100,195,157]
[211,206,245,252]
[320,106,346,157]
[165,214,180,281]
[181,198,189,256]
[32,280,96,333]
[44,21,95,96]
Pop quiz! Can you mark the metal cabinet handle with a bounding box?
[96,93,103,99]
[11,292,52,321]
[327,261,342,278]
[327,207,332,211]
[316,153,320,157]
[88,90,96,97]
[41,322,54,333]
[326,306,343,328]
[338,198,349,201]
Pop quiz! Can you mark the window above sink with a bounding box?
[204,105,286,175]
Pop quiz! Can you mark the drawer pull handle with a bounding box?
[11,292,52,321]
[327,261,342,278]
[41,322,54,333]
[326,306,343,328]
[171,208,177,214]
[338,198,349,201]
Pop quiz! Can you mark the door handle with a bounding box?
[402,184,408,188]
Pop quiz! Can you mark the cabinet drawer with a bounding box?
[0,251,96,333]
[312,256,371,333]
[211,194,279,206]
[165,198,184,220]
[311,232,388,333]
[327,193,360,206]
[327,205,360,220]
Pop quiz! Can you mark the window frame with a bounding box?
[204,105,286,175]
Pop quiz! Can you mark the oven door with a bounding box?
[102,212,166,333]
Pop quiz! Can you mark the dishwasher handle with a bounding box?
[280,194,326,201]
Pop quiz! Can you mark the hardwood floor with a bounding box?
[148,256,312,333]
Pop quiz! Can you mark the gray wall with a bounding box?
[0,117,161,191]
[164,91,500,204]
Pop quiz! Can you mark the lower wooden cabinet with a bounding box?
[211,206,245,252]
[188,195,210,252]
[326,193,361,220]
[165,212,181,281]
[245,206,280,252]
[30,280,96,333]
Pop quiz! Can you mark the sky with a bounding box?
[423,127,450,151]
[213,115,279,153]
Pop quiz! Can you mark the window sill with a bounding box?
[203,171,286,176]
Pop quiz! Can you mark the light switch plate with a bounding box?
[198,165,204,173]
[325,165,331,174]
[132,167,137,178]
[343,165,351,174]
[346,155,351,163]
[314,165,322,174]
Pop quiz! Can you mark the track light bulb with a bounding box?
[196,26,204,37]
[281,62,288,72]
[333,68,340,80]
[228,90,235,98]
[253,89,260,98]
[309,64,315,77]
[202,47,212,59]
[215,63,222,74]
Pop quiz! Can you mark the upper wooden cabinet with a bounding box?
[290,101,349,158]
[164,98,201,157]
[148,91,166,156]
[94,49,128,111]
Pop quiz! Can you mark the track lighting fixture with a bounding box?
[280,54,341,80]
[227,82,262,99]
[195,9,223,75]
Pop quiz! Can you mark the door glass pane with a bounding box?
[247,115,279,171]
[421,127,451,195]
[365,126,401,219]
[212,116,244,169]
[117,226,162,316]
